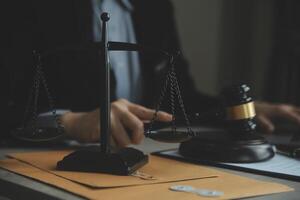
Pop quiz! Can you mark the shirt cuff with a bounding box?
[36,110,70,128]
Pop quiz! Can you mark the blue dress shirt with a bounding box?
[92,0,142,103]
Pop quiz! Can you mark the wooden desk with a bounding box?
[0,139,299,200]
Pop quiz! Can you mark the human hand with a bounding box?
[255,101,300,133]
[60,99,172,146]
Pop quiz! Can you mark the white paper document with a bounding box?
[157,149,300,181]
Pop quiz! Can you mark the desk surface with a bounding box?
[0,138,299,200]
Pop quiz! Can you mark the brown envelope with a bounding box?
[0,159,293,200]
[9,150,218,188]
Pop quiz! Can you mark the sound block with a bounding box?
[57,147,148,175]
[179,132,275,163]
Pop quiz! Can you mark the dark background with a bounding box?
[172,0,300,105]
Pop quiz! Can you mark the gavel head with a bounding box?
[221,84,257,134]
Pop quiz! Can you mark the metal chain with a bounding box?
[169,65,177,133]
[170,64,194,136]
[146,54,194,136]
[22,63,39,129]
[36,53,64,134]
[31,61,42,135]
[145,62,171,136]
[21,51,64,138]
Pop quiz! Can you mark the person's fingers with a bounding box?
[127,103,155,119]
[119,111,145,144]
[156,111,173,122]
[111,114,131,147]
[277,105,300,124]
[128,103,172,122]
[256,115,275,133]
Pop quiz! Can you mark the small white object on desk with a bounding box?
[169,185,224,197]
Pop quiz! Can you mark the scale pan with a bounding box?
[11,127,63,142]
[146,129,192,143]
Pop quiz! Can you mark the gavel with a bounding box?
[177,84,275,163]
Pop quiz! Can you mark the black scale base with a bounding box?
[57,147,148,175]
[179,132,275,163]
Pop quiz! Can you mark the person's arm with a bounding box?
[61,99,172,146]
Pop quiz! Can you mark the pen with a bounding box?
[276,145,300,158]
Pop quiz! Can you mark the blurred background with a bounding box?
[171,0,300,105]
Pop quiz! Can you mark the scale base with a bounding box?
[57,147,148,175]
[179,132,275,163]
